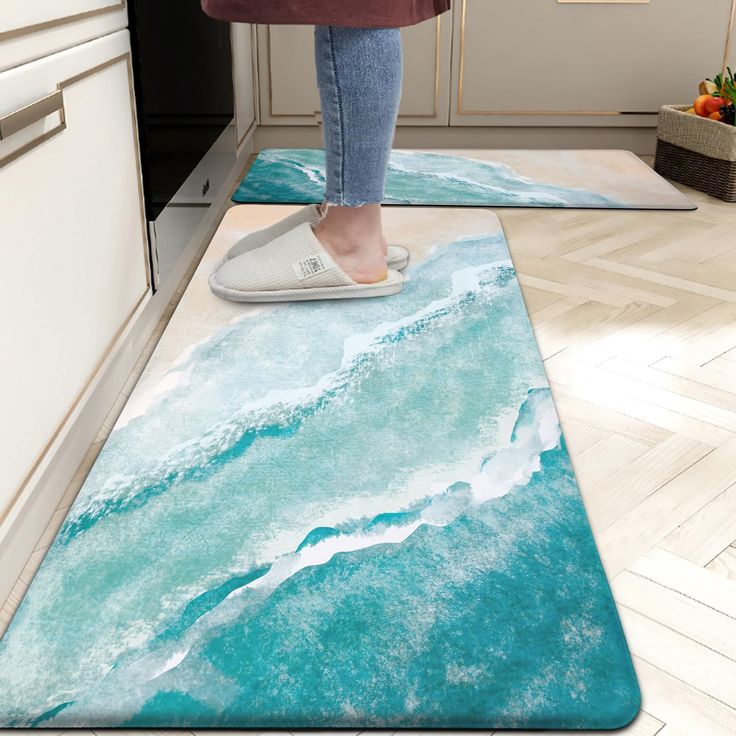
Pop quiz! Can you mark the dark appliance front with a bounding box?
[127,0,235,286]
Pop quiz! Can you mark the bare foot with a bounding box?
[312,204,388,284]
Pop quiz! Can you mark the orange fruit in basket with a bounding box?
[708,111,723,121]
[694,94,723,117]
[705,96,723,113]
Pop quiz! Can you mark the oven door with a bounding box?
[127,0,235,288]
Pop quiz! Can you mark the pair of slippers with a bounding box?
[209,206,409,302]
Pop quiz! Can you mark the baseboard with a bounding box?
[0,135,255,607]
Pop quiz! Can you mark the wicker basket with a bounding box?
[654,104,736,202]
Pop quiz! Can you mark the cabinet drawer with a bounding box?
[0,30,150,522]
[0,0,128,72]
[0,0,125,41]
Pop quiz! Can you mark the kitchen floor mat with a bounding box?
[232,148,695,210]
[0,206,639,730]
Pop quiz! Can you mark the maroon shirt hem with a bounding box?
[202,0,451,28]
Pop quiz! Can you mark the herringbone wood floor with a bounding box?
[497,181,736,734]
[1,160,735,734]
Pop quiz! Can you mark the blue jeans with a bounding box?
[314,26,403,206]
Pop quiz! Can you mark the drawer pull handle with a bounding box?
[0,89,66,169]
[0,89,64,140]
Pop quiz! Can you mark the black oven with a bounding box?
[127,0,235,287]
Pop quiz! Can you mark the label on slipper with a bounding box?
[292,255,329,280]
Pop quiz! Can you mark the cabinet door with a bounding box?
[257,17,452,126]
[0,30,150,524]
[451,0,734,127]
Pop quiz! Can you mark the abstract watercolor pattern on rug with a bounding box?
[232,149,695,210]
[0,208,640,730]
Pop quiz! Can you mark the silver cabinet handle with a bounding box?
[0,89,66,169]
[0,89,64,140]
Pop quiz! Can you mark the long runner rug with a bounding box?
[0,207,639,729]
[232,149,695,210]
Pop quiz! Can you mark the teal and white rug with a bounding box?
[0,207,640,730]
[233,148,695,210]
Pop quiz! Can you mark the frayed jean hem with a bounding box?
[323,195,385,207]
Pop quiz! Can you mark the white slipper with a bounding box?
[210,222,404,303]
[225,204,410,271]
[386,245,410,271]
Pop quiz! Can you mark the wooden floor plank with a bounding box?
[628,547,736,620]
[651,357,736,395]
[598,438,736,575]
[613,570,736,661]
[629,256,736,292]
[708,355,736,376]
[588,435,711,531]
[639,226,736,265]
[588,257,736,304]
[518,272,632,307]
[562,216,708,264]
[634,657,736,736]
[660,483,736,566]
[630,256,736,293]
[526,296,581,325]
[534,301,658,360]
[628,302,736,365]
[519,285,564,314]
[546,357,735,445]
[552,385,673,447]
[559,419,607,456]
[568,295,719,366]
[516,254,680,307]
[514,710,664,736]
[605,357,736,413]
[573,433,651,490]
[707,546,736,582]
[620,607,736,708]
[565,358,736,433]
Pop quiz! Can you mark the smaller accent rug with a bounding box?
[232,148,696,210]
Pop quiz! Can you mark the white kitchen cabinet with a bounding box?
[247,2,735,134]
[0,29,150,525]
[256,16,453,126]
[451,0,735,127]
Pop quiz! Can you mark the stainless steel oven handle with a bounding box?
[0,89,64,140]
